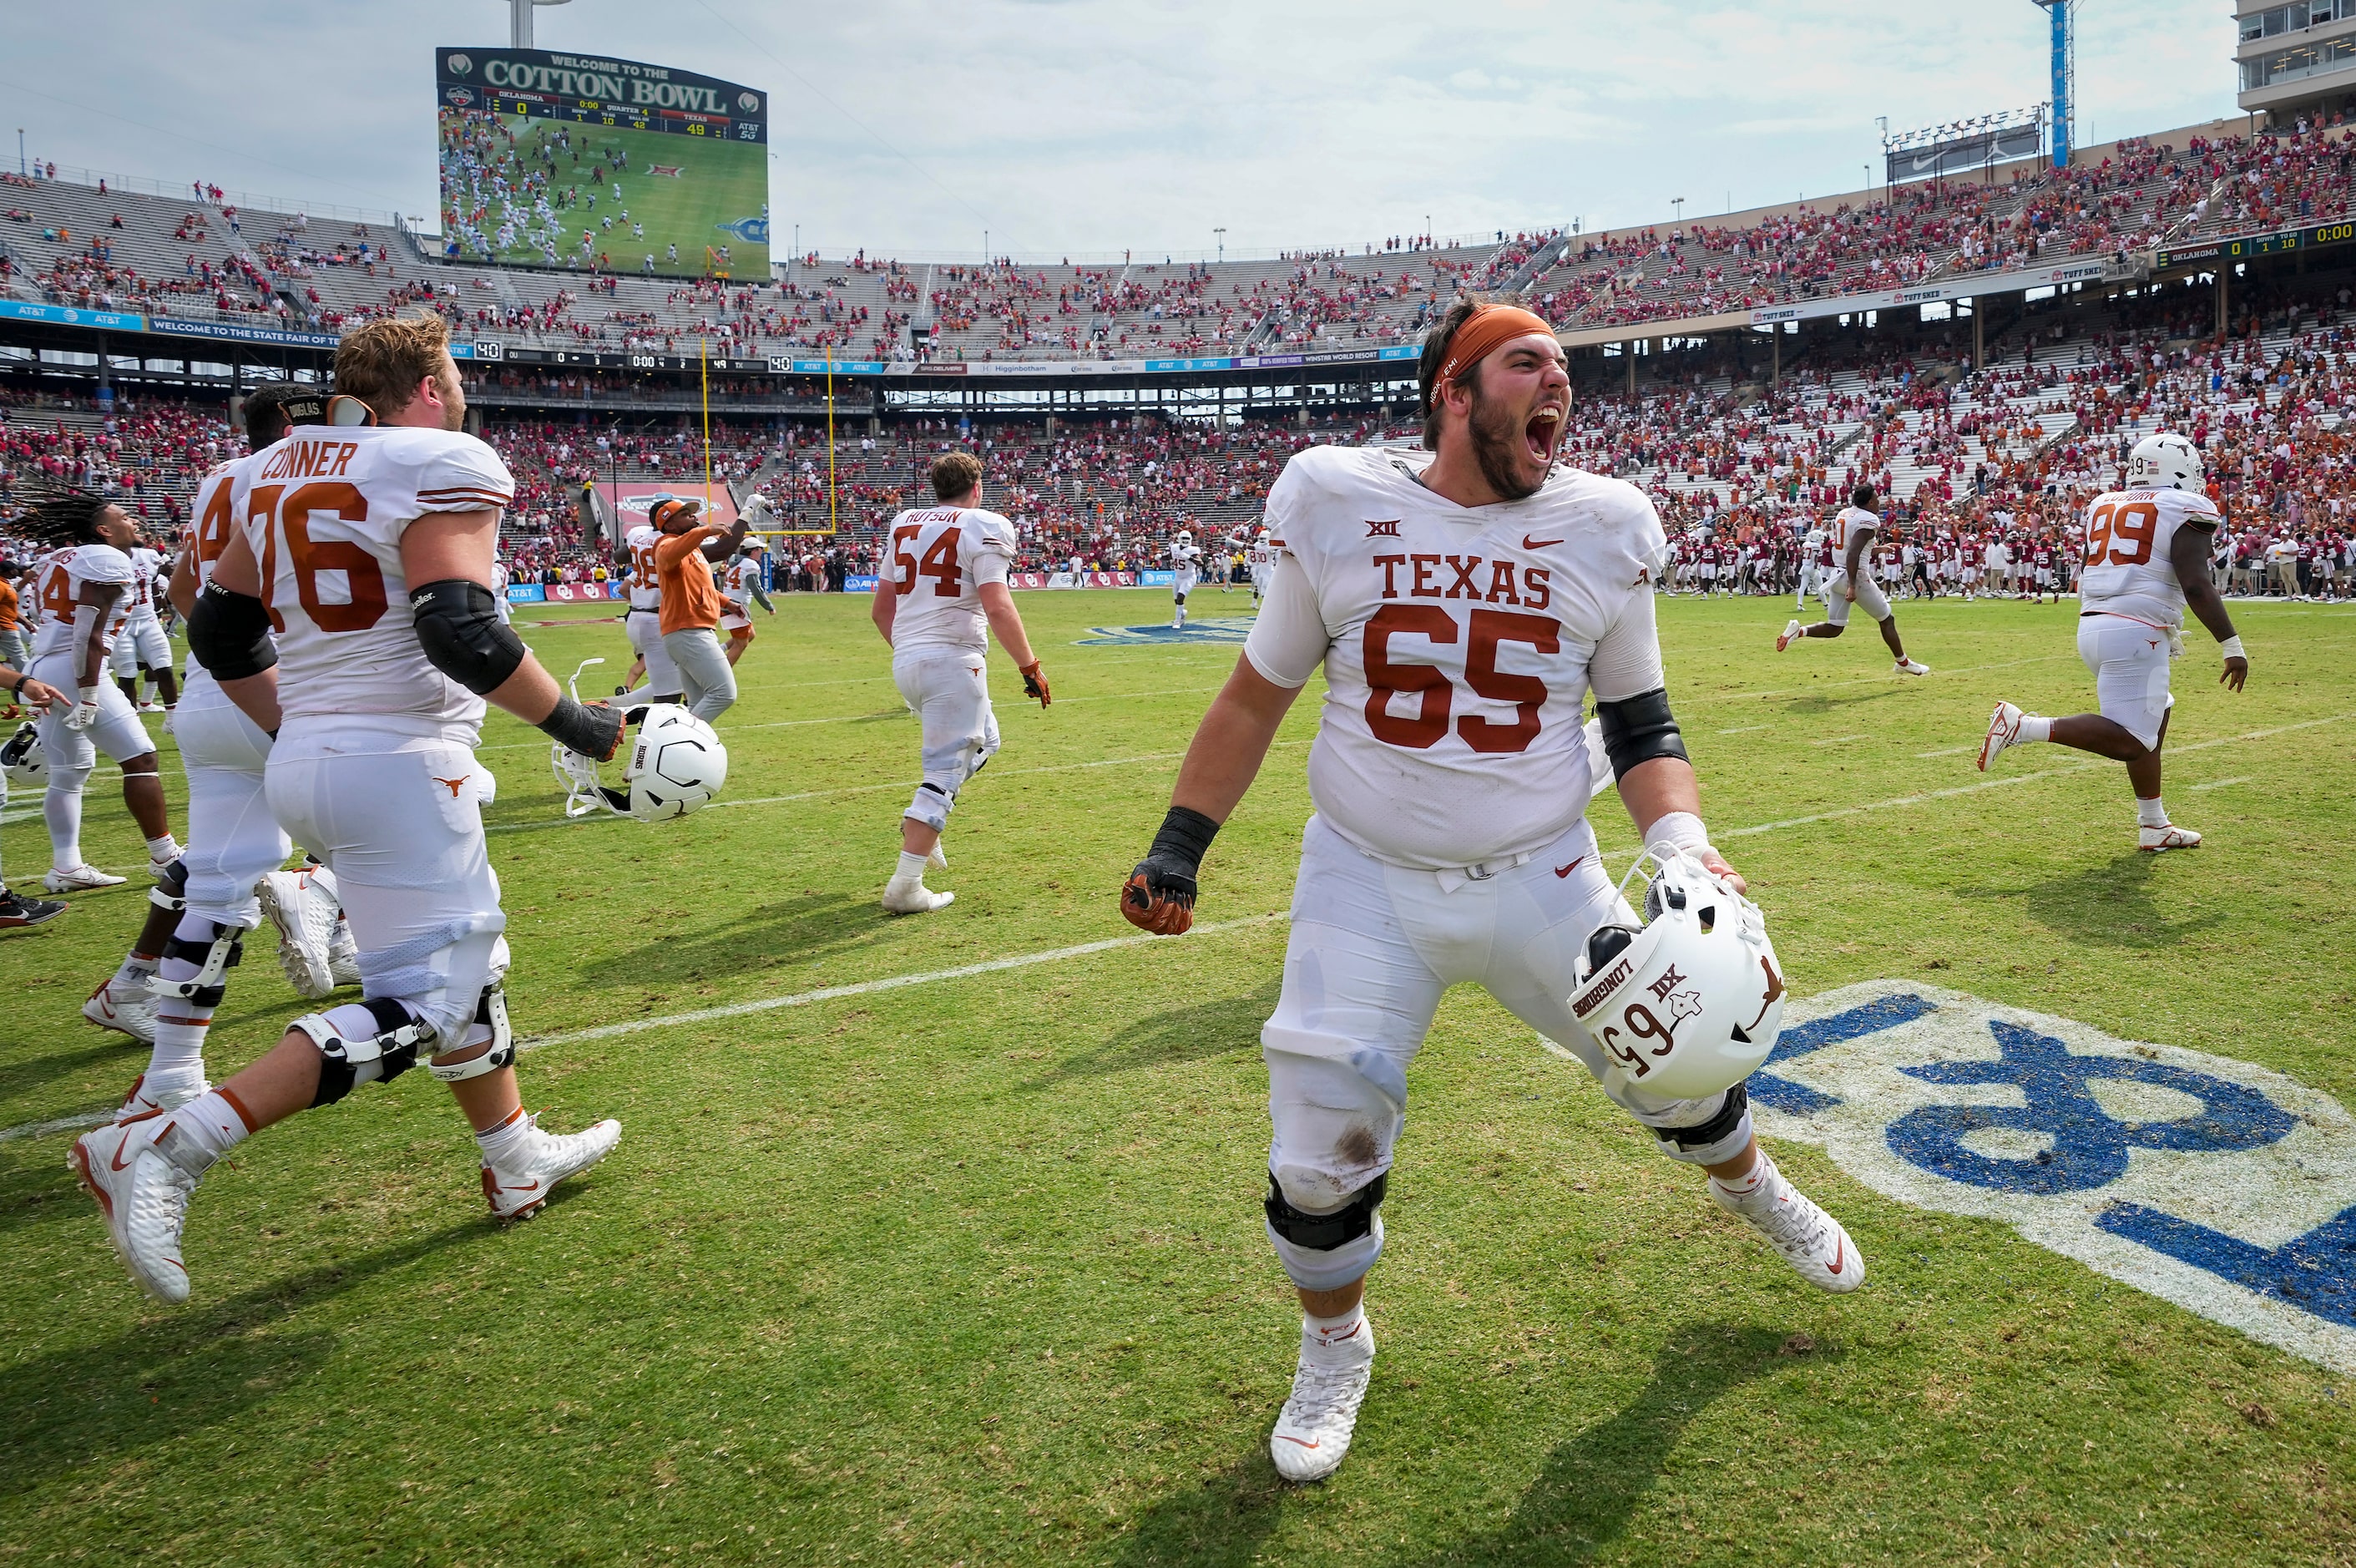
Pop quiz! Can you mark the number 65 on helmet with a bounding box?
[1568,851,1787,1100]
[553,702,728,822]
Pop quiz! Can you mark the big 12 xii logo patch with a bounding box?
[1727,981,2354,1372]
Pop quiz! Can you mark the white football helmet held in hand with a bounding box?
[1568,850,1787,1100]
[2,721,43,787]
[2126,432,2204,492]
[550,660,729,822]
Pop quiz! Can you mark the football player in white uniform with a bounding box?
[718,536,775,667]
[1776,484,1929,675]
[871,451,1051,914]
[617,508,683,705]
[84,386,329,1110]
[1978,432,2244,850]
[72,315,624,1304]
[1795,524,1827,609]
[18,487,181,893]
[109,534,179,712]
[1120,301,1862,1483]
[1243,525,1277,604]
[1167,528,1202,630]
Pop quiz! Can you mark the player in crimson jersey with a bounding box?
[1120,300,1861,1483]
[1979,433,2245,850]
[72,315,625,1304]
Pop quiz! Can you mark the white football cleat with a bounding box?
[480,1113,622,1221]
[326,914,361,989]
[2139,822,2202,852]
[1712,1152,1863,1293]
[882,873,953,915]
[255,866,341,999]
[1271,1316,1377,1483]
[1893,658,1930,676]
[1776,618,1802,652]
[146,840,182,873]
[1978,701,2025,772]
[45,864,127,893]
[114,1070,210,1122]
[83,978,159,1044]
[68,1114,208,1303]
[138,701,165,714]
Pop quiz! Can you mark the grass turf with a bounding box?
[3,587,2353,1565]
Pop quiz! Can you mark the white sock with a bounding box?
[2019,716,2054,743]
[474,1105,534,1169]
[1303,1303,1368,1357]
[1711,1152,1777,1202]
[168,1089,253,1158]
[45,797,83,870]
[114,954,158,988]
[895,850,929,881]
[145,834,179,862]
[2138,797,2170,829]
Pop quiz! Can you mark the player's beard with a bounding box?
[1466,377,1549,503]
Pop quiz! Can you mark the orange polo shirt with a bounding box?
[655,524,726,634]
[0,578,18,633]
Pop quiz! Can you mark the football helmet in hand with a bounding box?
[1569,850,1787,1100]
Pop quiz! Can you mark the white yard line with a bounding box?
[0,912,1289,1146]
[2190,776,2252,792]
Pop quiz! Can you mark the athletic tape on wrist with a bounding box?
[2219,635,2245,660]
[1645,810,1711,857]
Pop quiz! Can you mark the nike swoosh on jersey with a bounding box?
[1523,535,1564,549]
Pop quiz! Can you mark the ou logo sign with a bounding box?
[1750,980,2356,1375]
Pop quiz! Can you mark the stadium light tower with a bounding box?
[2030,0,2075,169]
[505,0,571,50]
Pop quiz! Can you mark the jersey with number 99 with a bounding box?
[231,425,516,737]
[2078,486,2217,630]
[881,504,1017,656]
[1245,445,1667,872]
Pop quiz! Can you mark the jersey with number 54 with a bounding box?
[231,425,516,737]
[2078,486,2218,631]
[1244,445,1668,872]
[882,504,1017,656]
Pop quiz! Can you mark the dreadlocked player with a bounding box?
[18,485,180,893]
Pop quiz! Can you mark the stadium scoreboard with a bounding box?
[437,46,770,280]
[2156,220,2356,271]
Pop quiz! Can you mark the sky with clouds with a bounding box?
[0,0,2244,262]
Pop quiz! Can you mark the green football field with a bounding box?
[458,111,767,277]
[3,588,2353,1565]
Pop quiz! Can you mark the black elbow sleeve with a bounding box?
[187,583,278,680]
[412,579,527,696]
[1595,687,1688,778]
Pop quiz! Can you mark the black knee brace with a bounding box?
[1264,1171,1387,1251]
[298,998,431,1107]
[153,923,244,1008]
[1657,1082,1750,1155]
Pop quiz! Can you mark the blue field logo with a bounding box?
[717,216,769,245]
[1737,980,2356,1373]
[1076,616,1258,645]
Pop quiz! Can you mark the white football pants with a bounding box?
[2079,613,2175,750]
[172,694,288,928]
[892,649,1000,833]
[109,617,173,675]
[625,609,682,697]
[1823,569,1892,626]
[266,721,508,1044]
[1263,813,1756,1291]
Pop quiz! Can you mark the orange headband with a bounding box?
[1433,304,1559,392]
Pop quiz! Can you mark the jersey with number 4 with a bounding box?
[232,425,516,736]
[882,504,1017,656]
[1256,445,1666,871]
[182,456,269,694]
[2079,486,2217,630]
[29,543,134,662]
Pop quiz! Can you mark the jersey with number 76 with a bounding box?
[2078,486,2218,631]
[881,503,1017,656]
[230,424,515,734]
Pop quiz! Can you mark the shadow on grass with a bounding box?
[0,1038,140,1103]
[584,891,888,988]
[1025,978,1278,1091]
[1963,852,2221,950]
[1398,1322,1813,1565]
[1777,687,1908,718]
[1100,1444,1295,1568]
[0,1219,482,1501]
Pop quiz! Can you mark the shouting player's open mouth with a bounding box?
[1524,402,1565,464]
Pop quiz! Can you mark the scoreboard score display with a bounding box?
[2156,219,2356,272]
[436,46,769,281]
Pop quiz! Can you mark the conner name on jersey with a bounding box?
[252,438,362,483]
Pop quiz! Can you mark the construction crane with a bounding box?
[2030,1,2075,169]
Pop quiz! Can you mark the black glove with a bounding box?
[1120,806,1219,935]
[539,695,626,761]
